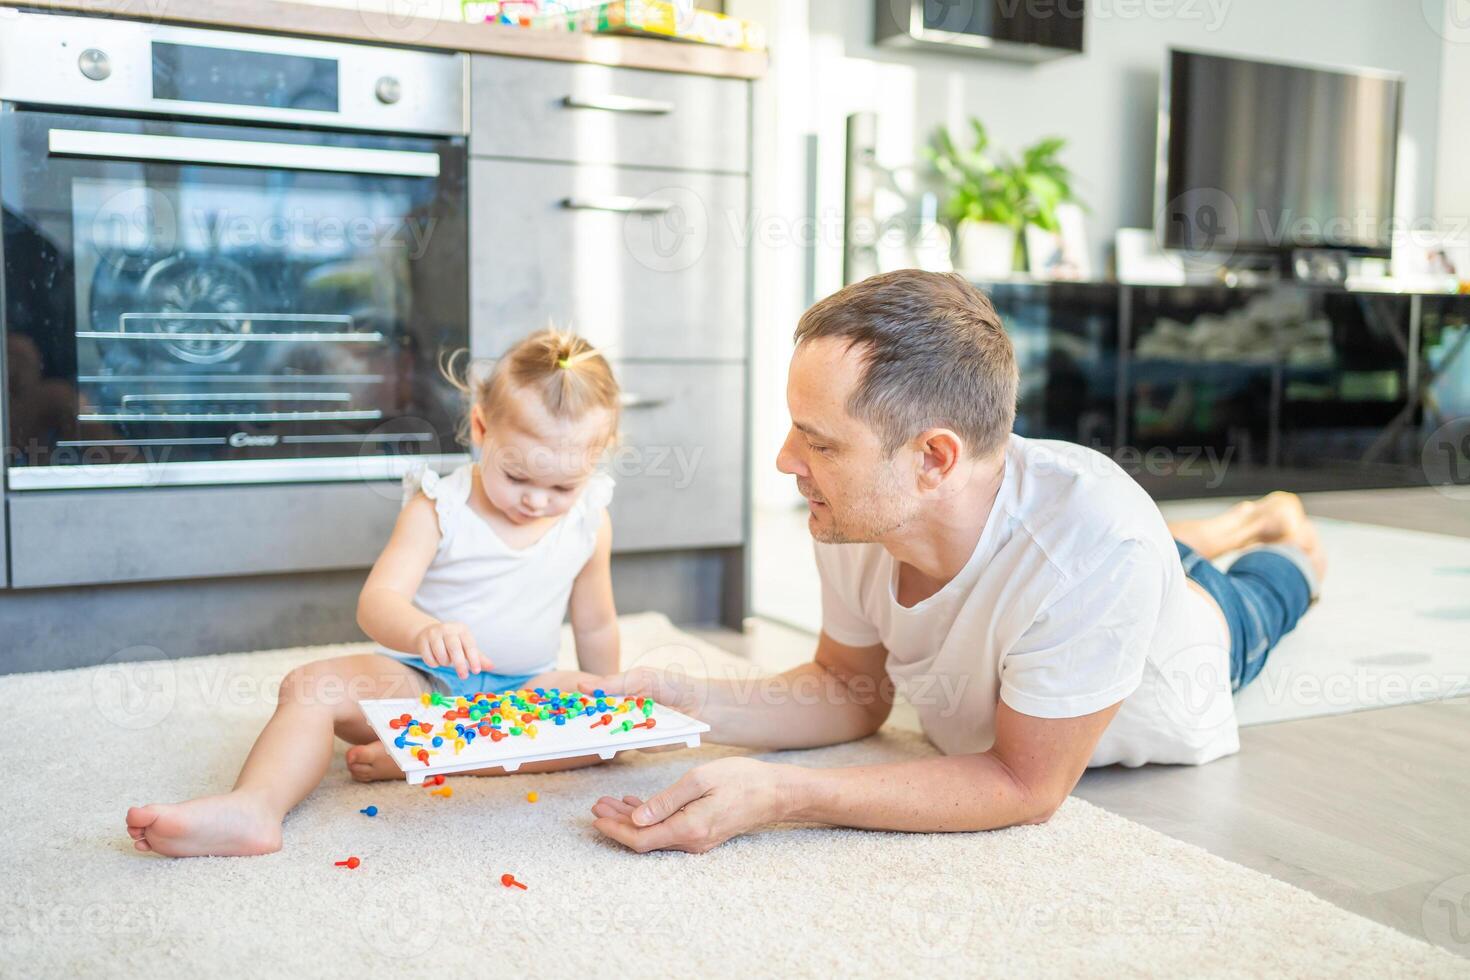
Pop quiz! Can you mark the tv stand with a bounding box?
[970,278,1470,499]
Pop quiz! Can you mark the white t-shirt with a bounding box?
[814,435,1238,767]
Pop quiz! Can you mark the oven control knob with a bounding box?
[78,48,111,81]
[374,76,402,105]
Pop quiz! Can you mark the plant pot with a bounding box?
[957,221,1018,279]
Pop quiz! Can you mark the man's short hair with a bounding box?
[793,270,1018,457]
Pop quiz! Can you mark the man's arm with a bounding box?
[784,698,1120,830]
[589,698,1120,852]
[582,631,894,750]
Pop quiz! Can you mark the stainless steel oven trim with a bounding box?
[49,129,443,177]
[79,410,384,423]
[118,392,353,404]
[0,11,467,136]
[7,454,468,491]
[79,331,387,344]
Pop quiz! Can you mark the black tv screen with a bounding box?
[1160,49,1402,257]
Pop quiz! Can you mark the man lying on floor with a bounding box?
[584,270,1325,853]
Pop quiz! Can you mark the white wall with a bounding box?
[735,0,1452,507]
[1435,1,1470,221]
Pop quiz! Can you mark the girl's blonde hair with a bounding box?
[443,329,620,446]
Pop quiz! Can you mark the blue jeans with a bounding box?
[1175,541,1315,692]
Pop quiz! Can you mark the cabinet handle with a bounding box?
[620,393,670,410]
[563,94,674,114]
[562,195,674,214]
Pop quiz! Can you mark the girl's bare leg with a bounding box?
[125,654,428,857]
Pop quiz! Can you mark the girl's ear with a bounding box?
[470,402,488,444]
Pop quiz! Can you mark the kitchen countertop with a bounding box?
[0,0,767,79]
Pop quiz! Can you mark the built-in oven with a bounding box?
[1,11,469,490]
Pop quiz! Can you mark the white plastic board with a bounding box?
[359,696,710,785]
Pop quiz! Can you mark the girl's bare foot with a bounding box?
[125,792,282,857]
[346,741,405,783]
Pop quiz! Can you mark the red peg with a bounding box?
[417,749,430,765]
[631,718,657,731]
[500,873,527,890]
[335,856,361,869]
[591,714,612,729]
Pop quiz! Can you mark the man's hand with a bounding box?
[589,757,792,853]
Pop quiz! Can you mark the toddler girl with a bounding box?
[126,330,623,857]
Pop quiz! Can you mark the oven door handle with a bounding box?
[47,129,441,177]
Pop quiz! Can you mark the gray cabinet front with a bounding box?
[608,361,745,551]
[9,482,403,588]
[470,55,749,173]
[471,158,748,361]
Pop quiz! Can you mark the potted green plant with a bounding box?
[926,119,1081,277]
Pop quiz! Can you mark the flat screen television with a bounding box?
[1158,49,1402,259]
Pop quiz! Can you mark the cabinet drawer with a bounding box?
[470,55,749,173]
[8,482,401,588]
[471,158,747,361]
[607,362,745,552]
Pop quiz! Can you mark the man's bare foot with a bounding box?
[1252,491,1305,543]
[346,741,404,783]
[125,792,282,858]
[1248,491,1326,582]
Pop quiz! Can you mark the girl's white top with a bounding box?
[378,462,615,676]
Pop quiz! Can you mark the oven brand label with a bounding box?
[229,432,280,448]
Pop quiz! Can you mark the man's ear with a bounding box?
[913,427,964,493]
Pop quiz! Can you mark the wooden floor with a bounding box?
[704,486,1470,958]
[1076,696,1470,954]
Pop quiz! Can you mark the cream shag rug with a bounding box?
[1,613,1460,978]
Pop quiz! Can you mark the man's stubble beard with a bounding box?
[808,463,917,545]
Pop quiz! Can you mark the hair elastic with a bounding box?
[556,348,601,371]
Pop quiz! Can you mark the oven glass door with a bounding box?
[3,107,467,488]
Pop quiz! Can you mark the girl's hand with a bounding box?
[414,622,489,679]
